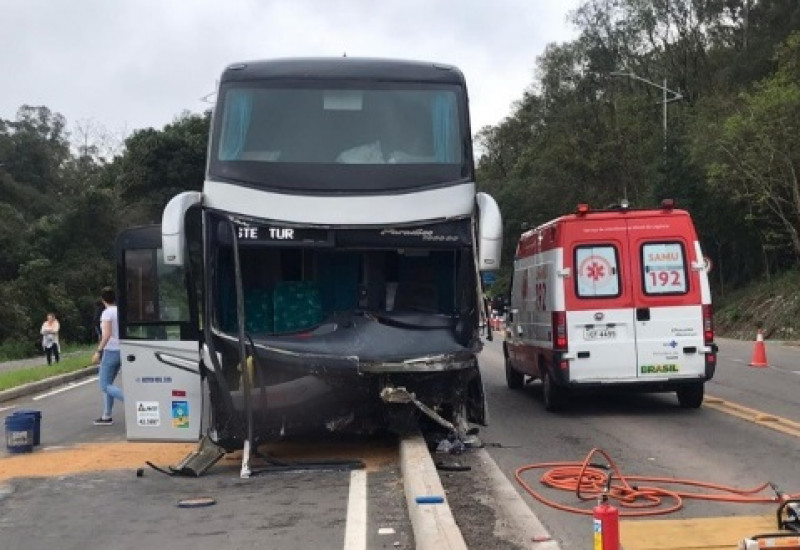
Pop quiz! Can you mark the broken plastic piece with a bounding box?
[435,437,465,455]
[435,461,471,472]
[177,496,216,508]
[415,495,445,504]
[172,435,225,477]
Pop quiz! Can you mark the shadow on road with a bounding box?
[512,382,699,418]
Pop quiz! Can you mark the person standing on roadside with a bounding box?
[92,287,123,426]
[40,312,61,365]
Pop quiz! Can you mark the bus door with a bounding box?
[116,225,203,441]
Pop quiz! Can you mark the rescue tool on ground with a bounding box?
[113,58,502,475]
[739,487,800,549]
[504,200,717,410]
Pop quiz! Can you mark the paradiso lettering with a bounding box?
[640,364,680,374]
[380,228,459,242]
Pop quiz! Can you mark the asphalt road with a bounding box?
[0,375,414,550]
[2,467,412,550]
[706,337,800,419]
[475,337,800,549]
[2,335,798,549]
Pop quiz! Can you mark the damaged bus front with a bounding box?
[117,58,501,453]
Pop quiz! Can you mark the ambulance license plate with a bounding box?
[584,328,616,340]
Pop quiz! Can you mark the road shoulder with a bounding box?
[438,446,561,549]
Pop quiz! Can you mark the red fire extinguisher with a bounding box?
[593,493,620,550]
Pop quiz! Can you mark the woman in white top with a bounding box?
[40,313,60,365]
[92,287,124,425]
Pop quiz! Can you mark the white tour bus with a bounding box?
[114,58,502,464]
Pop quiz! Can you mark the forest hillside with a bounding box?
[1,0,799,357]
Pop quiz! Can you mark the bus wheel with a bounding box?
[542,370,564,412]
[676,383,704,408]
[505,355,524,390]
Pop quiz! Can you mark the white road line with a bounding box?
[0,405,15,413]
[343,469,367,550]
[32,377,97,400]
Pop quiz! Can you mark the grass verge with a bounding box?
[0,353,94,392]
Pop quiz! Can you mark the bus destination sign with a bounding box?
[237,224,331,244]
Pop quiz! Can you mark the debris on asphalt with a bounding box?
[435,435,465,455]
[176,496,216,508]
[435,461,471,472]
[414,495,445,504]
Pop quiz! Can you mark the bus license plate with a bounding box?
[584,328,616,340]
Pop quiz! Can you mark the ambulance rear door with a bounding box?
[627,214,706,380]
[565,217,638,381]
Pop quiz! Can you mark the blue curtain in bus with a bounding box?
[219,90,253,160]
[432,93,458,163]
[218,259,236,331]
[316,252,359,313]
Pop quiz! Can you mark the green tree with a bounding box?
[0,104,211,356]
[0,106,70,194]
[116,111,210,224]
[706,32,800,267]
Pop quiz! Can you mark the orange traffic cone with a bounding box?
[749,330,769,368]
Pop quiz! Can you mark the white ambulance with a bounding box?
[503,200,717,410]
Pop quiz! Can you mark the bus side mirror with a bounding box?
[162,191,203,266]
[476,192,502,271]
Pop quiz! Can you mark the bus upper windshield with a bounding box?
[208,82,470,192]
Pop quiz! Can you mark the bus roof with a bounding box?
[220,57,466,85]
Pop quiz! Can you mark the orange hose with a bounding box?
[514,447,800,517]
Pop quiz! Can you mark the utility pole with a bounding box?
[610,71,683,154]
[663,78,668,153]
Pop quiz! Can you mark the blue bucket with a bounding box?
[13,410,42,446]
[5,414,34,454]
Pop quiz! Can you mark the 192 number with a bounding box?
[648,270,682,286]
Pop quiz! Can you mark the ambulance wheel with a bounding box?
[542,370,564,412]
[676,383,704,408]
[505,355,524,389]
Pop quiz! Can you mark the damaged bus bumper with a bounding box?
[207,336,486,447]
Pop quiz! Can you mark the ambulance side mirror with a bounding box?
[162,191,203,266]
[476,192,502,271]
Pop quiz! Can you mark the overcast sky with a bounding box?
[1,0,581,140]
